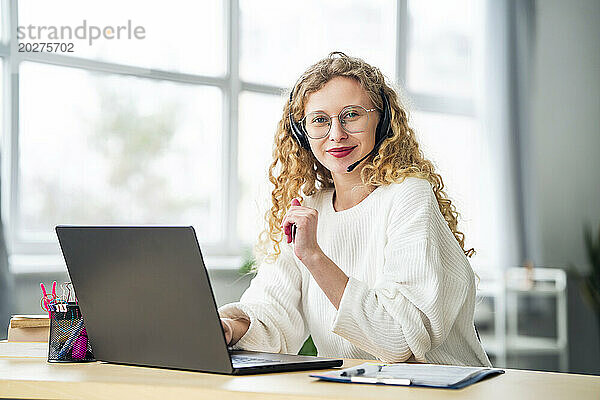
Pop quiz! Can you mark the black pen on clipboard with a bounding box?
[340,364,382,377]
[340,364,411,385]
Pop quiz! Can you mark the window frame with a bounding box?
[1,0,479,272]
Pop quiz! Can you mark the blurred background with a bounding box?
[0,0,598,374]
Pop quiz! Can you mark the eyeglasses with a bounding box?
[301,105,377,139]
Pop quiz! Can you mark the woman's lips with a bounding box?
[327,146,357,158]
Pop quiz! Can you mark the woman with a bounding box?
[219,52,491,367]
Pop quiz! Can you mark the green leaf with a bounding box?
[298,336,317,356]
[580,223,600,314]
[239,248,257,276]
[584,225,600,272]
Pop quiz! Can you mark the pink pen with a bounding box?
[290,198,301,243]
[71,327,88,360]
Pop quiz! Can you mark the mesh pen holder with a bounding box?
[48,302,95,362]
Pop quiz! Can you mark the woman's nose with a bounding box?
[328,118,348,142]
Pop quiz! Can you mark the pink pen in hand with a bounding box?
[289,198,300,243]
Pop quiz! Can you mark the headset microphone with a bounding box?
[345,132,388,173]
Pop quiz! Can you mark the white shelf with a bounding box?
[475,267,569,371]
[506,336,567,354]
[506,287,564,296]
[481,334,567,356]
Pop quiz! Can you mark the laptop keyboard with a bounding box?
[231,355,281,365]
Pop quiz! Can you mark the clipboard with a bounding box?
[310,362,505,389]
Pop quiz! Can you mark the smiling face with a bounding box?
[303,76,379,178]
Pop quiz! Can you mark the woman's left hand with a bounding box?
[281,198,324,263]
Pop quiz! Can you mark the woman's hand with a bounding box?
[281,198,350,309]
[281,198,324,263]
[220,317,250,346]
[221,318,234,345]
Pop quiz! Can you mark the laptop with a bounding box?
[55,225,343,375]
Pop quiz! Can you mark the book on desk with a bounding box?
[7,315,50,342]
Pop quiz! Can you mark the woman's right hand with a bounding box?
[220,317,250,345]
[221,318,234,345]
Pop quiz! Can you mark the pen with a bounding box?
[340,364,382,377]
[56,318,85,360]
[289,198,300,243]
[71,327,88,360]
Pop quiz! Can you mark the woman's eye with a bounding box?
[342,111,360,121]
[312,116,328,124]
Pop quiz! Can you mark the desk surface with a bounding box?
[1,342,599,400]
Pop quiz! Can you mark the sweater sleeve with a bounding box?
[218,243,307,355]
[331,180,474,363]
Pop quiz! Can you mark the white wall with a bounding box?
[529,0,600,374]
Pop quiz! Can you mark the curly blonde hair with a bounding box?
[255,52,474,263]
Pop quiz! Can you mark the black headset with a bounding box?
[288,86,393,173]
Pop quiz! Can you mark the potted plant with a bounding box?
[571,223,600,348]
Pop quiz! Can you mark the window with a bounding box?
[3,1,228,265]
[18,0,226,75]
[405,0,490,267]
[411,111,483,256]
[2,1,494,271]
[19,63,222,245]
[237,91,282,245]
[239,0,396,87]
[406,0,477,98]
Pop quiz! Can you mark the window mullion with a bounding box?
[16,51,228,87]
[395,0,408,86]
[409,92,475,117]
[240,82,282,96]
[223,0,241,255]
[2,0,21,256]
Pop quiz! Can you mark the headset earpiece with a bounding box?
[375,88,393,142]
[288,91,311,150]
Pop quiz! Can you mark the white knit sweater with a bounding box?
[219,177,491,367]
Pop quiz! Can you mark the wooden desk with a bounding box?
[1,342,599,400]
